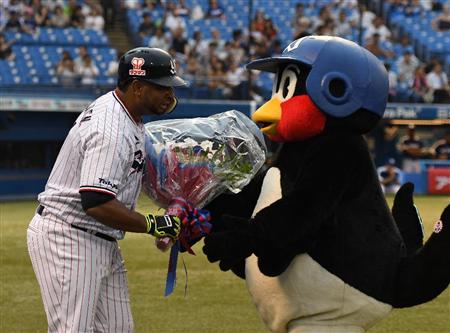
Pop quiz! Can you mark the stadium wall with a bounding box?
[0,96,448,200]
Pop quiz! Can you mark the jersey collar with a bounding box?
[113,89,143,126]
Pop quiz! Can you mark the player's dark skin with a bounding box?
[85,80,176,233]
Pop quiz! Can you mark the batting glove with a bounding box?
[146,214,181,239]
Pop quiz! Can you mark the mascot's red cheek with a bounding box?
[274,95,326,142]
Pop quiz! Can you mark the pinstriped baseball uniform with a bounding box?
[27,89,144,332]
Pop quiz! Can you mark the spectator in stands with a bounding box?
[5,0,23,15]
[432,130,450,160]
[5,10,33,34]
[56,51,77,86]
[188,30,208,59]
[107,51,123,77]
[199,41,218,70]
[223,61,245,100]
[377,158,403,194]
[293,17,312,39]
[218,41,233,61]
[165,2,187,34]
[312,5,335,32]
[184,55,201,86]
[350,3,376,29]
[404,0,423,17]
[396,49,420,86]
[174,0,190,17]
[206,0,225,19]
[74,45,89,72]
[432,4,450,32]
[264,17,278,44]
[335,9,353,37]
[0,33,15,61]
[230,29,247,65]
[365,33,394,60]
[270,39,282,56]
[426,62,450,103]
[149,26,170,51]
[292,3,311,34]
[394,35,412,56]
[171,27,188,60]
[385,63,398,102]
[69,5,85,28]
[398,125,425,173]
[316,20,335,36]
[365,16,391,42]
[139,13,156,39]
[85,5,104,31]
[411,65,433,103]
[77,54,99,85]
[35,5,51,27]
[101,0,116,29]
[251,10,266,43]
[23,9,38,31]
[208,28,225,54]
[207,56,225,97]
[50,5,69,28]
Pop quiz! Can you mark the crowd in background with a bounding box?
[126,0,450,103]
[371,124,450,193]
[0,0,449,103]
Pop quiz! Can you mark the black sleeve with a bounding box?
[80,191,115,211]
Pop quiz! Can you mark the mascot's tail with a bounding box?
[391,183,450,308]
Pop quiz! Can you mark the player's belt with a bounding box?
[36,205,116,242]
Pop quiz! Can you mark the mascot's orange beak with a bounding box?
[251,97,282,136]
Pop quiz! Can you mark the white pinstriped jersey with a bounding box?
[38,90,145,239]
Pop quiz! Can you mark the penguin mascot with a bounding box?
[202,36,450,333]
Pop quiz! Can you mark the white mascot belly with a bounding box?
[245,167,392,333]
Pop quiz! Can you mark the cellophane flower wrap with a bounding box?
[143,110,266,296]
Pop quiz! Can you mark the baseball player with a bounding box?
[27,47,188,332]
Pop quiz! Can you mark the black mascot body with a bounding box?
[202,36,450,333]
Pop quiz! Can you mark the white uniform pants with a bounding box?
[27,214,134,333]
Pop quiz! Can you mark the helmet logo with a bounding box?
[170,59,176,75]
[129,57,146,76]
[284,39,302,53]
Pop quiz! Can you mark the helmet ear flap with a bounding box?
[320,72,353,106]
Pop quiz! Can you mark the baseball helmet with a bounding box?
[246,36,388,118]
[118,47,187,87]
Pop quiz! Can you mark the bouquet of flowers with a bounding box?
[143,110,267,296]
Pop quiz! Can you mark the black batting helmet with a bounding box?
[117,47,187,87]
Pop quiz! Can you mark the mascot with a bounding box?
[202,36,450,333]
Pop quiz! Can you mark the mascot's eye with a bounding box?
[273,65,299,102]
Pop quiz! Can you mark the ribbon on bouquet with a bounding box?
[164,197,212,297]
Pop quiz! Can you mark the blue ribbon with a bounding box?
[164,240,180,297]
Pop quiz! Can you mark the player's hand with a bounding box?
[146,214,181,239]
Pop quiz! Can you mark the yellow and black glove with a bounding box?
[146,214,181,239]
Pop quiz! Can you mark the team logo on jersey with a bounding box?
[98,178,118,190]
[130,150,144,175]
[129,57,146,76]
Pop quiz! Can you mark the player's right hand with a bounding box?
[146,214,181,239]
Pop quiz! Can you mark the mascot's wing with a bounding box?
[393,203,450,308]
[204,166,268,279]
[392,182,424,255]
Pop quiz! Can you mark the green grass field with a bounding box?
[0,195,449,333]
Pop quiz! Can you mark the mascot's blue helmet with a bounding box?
[247,36,389,118]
